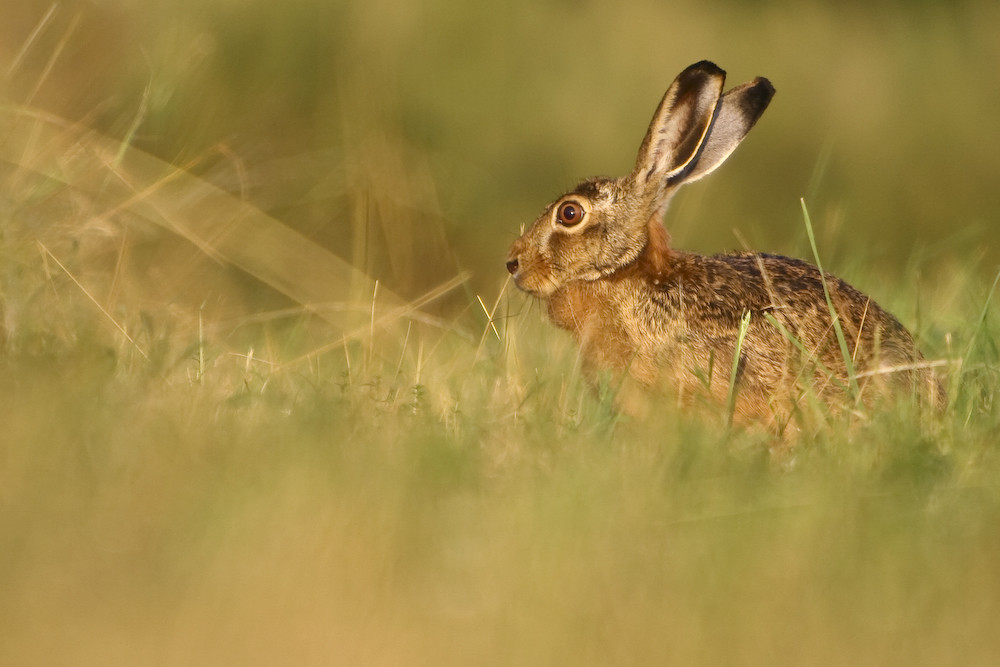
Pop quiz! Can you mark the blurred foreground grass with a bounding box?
[2,284,1000,664]
[2,0,1000,664]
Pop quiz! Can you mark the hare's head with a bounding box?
[505,61,775,296]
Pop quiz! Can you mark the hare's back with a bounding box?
[715,251,916,359]
[661,250,916,357]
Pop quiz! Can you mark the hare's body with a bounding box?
[532,214,924,422]
[506,62,939,423]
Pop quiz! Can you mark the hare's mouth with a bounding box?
[506,265,552,297]
[512,275,558,299]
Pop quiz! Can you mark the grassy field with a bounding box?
[2,0,1000,664]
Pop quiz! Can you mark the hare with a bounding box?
[505,61,941,427]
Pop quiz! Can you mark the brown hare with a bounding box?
[505,61,940,427]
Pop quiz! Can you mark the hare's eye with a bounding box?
[556,201,585,227]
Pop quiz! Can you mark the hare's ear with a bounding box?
[683,77,775,183]
[631,61,726,189]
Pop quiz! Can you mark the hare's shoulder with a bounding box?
[644,251,778,327]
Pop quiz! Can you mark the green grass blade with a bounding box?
[762,311,845,393]
[956,267,1000,403]
[801,198,859,400]
[727,309,752,426]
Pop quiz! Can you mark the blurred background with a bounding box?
[2,0,997,334]
[3,3,1000,664]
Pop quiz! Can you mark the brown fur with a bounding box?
[505,62,941,426]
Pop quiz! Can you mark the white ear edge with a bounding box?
[632,61,727,188]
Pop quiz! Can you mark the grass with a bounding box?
[2,288,999,664]
[726,308,753,426]
[802,198,860,399]
[2,0,1000,664]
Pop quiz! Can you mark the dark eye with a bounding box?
[556,201,585,227]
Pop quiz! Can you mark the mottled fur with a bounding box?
[505,62,940,426]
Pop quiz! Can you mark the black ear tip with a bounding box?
[744,77,776,113]
[753,77,776,100]
[687,60,726,79]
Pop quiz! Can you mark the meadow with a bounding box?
[1,0,999,663]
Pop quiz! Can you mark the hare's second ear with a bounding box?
[683,77,776,183]
[632,61,726,188]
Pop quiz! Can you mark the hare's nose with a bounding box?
[505,258,519,274]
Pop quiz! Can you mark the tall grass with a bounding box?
[2,0,999,664]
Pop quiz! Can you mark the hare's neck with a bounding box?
[634,218,676,281]
[546,280,638,373]
[547,281,611,334]
[546,219,678,335]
